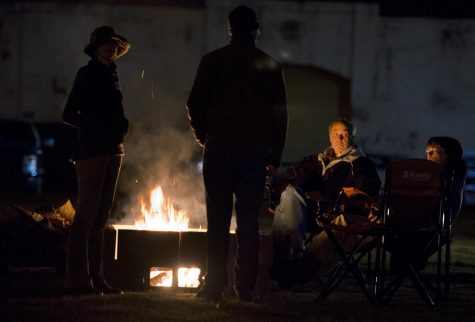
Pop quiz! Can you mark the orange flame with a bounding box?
[177,268,201,288]
[135,186,189,231]
[149,267,201,288]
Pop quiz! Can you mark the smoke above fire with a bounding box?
[113,125,207,229]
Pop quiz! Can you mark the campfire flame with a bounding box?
[135,186,189,231]
[177,268,201,288]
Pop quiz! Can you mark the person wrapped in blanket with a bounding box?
[270,119,381,286]
[384,136,467,272]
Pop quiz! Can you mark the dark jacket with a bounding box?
[186,36,288,168]
[286,146,381,201]
[63,58,129,160]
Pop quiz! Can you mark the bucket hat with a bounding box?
[84,26,130,58]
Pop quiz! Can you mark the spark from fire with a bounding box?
[135,186,189,231]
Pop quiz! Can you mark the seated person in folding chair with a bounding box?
[387,136,466,272]
[271,119,381,267]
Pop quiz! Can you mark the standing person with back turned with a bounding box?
[63,26,130,296]
[187,6,288,303]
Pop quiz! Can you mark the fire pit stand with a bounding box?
[104,227,236,291]
[103,225,275,296]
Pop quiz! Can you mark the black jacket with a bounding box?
[63,58,129,160]
[286,146,381,201]
[186,36,288,167]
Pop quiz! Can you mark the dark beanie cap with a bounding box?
[228,5,259,33]
[427,136,463,164]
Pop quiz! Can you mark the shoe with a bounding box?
[68,286,104,296]
[196,287,223,303]
[95,284,124,295]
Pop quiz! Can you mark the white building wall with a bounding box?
[0,5,22,118]
[207,0,475,156]
[0,1,206,132]
[1,1,475,156]
[365,18,475,156]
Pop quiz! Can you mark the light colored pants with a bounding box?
[272,185,309,260]
[65,154,122,289]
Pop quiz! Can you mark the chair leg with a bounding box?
[406,265,438,309]
[316,229,376,305]
[367,248,372,282]
[444,238,451,299]
[382,255,440,309]
[316,261,349,302]
[373,235,383,303]
[317,249,372,303]
[382,274,404,305]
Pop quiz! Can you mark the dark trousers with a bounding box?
[65,155,122,289]
[202,149,267,296]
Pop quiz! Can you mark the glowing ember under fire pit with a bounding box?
[148,267,202,288]
[150,267,173,287]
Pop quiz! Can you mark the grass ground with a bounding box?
[2,276,475,322]
[1,200,475,322]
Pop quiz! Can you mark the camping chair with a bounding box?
[379,159,451,309]
[313,188,384,305]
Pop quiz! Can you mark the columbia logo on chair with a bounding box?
[401,171,432,182]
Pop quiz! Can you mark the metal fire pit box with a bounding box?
[103,227,236,291]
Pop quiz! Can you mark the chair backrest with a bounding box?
[383,159,447,230]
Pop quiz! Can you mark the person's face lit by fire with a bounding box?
[96,40,119,62]
[329,122,351,156]
[425,144,448,166]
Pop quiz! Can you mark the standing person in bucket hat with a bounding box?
[187,6,288,303]
[63,25,130,296]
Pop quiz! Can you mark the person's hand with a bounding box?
[368,213,381,224]
[367,203,382,223]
